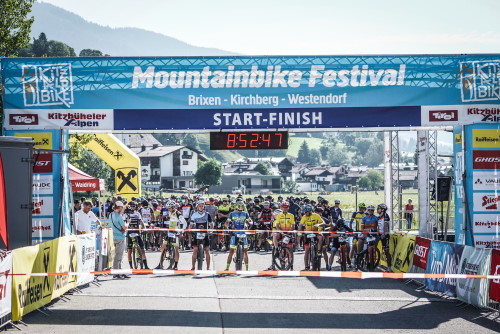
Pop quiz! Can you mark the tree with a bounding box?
[194,159,222,186]
[47,40,75,57]
[297,141,310,163]
[254,162,272,175]
[281,179,298,194]
[182,133,200,150]
[357,175,371,190]
[319,145,329,160]
[71,149,114,192]
[309,148,321,165]
[0,0,35,56]
[79,49,104,57]
[365,141,384,167]
[366,170,384,190]
[355,139,372,156]
[32,32,48,57]
[328,147,350,166]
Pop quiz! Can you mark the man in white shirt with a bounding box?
[75,201,102,234]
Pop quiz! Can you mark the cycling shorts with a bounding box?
[380,235,389,249]
[163,232,179,246]
[303,233,317,246]
[192,232,210,248]
[127,233,145,250]
[230,232,248,249]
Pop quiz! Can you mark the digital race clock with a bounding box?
[210,131,289,150]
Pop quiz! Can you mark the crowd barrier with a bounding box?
[0,229,499,323]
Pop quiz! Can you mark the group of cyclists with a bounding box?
[107,193,392,272]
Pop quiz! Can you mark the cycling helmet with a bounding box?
[303,205,313,213]
[273,209,283,215]
[142,200,149,207]
[131,197,137,201]
[334,199,341,204]
[358,202,366,208]
[209,197,215,202]
[315,207,324,212]
[280,202,290,208]
[263,201,270,206]
[378,203,388,210]
[196,200,205,207]
[366,205,375,211]
[166,200,177,209]
[128,201,137,207]
[336,218,346,228]
[278,196,283,200]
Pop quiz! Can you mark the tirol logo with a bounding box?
[460,60,500,102]
[473,151,500,169]
[429,110,458,122]
[22,63,74,107]
[9,114,39,125]
[481,194,500,210]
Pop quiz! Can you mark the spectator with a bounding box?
[404,199,414,229]
[74,201,102,235]
[109,201,129,279]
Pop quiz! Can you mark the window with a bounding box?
[183,160,188,165]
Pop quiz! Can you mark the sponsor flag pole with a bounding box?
[0,154,9,249]
[462,172,475,247]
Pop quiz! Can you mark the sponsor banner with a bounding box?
[3,56,500,130]
[391,234,416,273]
[33,154,53,174]
[425,241,464,297]
[4,109,114,130]
[472,192,500,212]
[472,128,500,148]
[472,150,500,170]
[472,171,499,191]
[473,213,500,234]
[378,233,401,268]
[12,241,55,321]
[32,174,53,195]
[70,179,100,192]
[453,125,465,244]
[474,234,500,249]
[412,236,432,270]
[456,246,492,308]
[32,218,54,239]
[13,132,52,149]
[100,228,110,256]
[107,230,115,269]
[490,249,500,302]
[0,252,12,326]
[77,234,96,286]
[421,105,500,126]
[51,236,77,300]
[31,196,53,216]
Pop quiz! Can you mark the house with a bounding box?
[209,172,282,195]
[237,157,294,177]
[114,133,163,154]
[137,145,207,190]
[344,166,369,186]
[302,167,334,189]
[290,163,311,181]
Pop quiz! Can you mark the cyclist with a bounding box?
[356,205,378,263]
[155,201,186,269]
[217,198,232,251]
[329,199,343,224]
[124,201,149,269]
[180,195,194,249]
[257,201,273,251]
[349,202,367,266]
[300,204,324,270]
[269,202,295,270]
[328,218,353,271]
[190,201,214,270]
[139,200,155,250]
[377,203,392,272]
[225,202,251,270]
[315,207,330,269]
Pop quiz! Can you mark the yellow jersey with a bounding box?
[273,213,295,231]
[300,213,324,231]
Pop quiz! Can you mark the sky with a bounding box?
[39,0,500,55]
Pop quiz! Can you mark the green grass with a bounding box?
[286,135,324,158]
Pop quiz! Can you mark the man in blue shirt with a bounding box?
[109,201,129,279]
[225,202,251,270]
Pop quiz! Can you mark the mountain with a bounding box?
[29,3,236,57]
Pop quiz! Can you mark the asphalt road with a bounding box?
[18,247,500,334]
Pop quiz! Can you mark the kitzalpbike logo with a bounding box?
[460,60,500,102]
[481,194,500,210]
[9,114,39,125]
[429,110,458,122]
[22,63,74,107]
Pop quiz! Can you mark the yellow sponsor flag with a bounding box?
[14,132,53,149]
[51,236,78,300]
[378,233,402,268]
[391,234,416,273]
[71,134,141,196]
[472,129,500,148]
[12,241,55,321]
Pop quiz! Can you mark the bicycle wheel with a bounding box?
[356,251,366,271]
[159,246,167,268]
[368,247,376,272]
[166,243,176,269]
[263,234,271,252]
[310,244,318,271]
[235,244,243,270]
[340,246,348,272]
[280,246,294,271]
[132,243,139,269]
[197,243,204,270]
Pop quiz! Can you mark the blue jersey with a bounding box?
[362,215,378,231]
[228,211,249,230]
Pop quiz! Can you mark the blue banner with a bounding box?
[2,55,500,130]
[426,241,464,297]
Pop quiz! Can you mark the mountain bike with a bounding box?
[159,232,177,270]
[307,233,321,271]
[195,232,207,270]
[233,232,247,270]
[130,234,144,269]
[356,233,381,272]
[272,233,294,271]
[337,234,350,272]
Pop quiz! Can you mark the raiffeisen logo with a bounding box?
[131,64,406,89]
